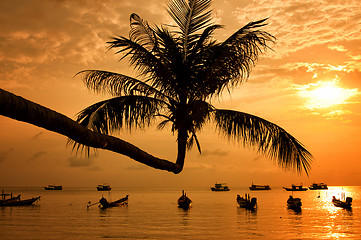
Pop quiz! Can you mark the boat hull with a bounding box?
[0,196,40,206]
[99,195,128,209]
[332,197,352,210]
[249,185,271,191]
[287,197,302,211]
[44,185,62,190]
[237,197,257,210]
[283,187,308,191]
[97,185,111,191]
[210,187,230,191]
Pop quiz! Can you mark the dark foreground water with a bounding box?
[1,186,360,239]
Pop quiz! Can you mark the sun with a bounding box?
[297,79,359,110]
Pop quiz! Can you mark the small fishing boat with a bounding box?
[98,195,128,209]
[283,184,308,191]
[210,183,230,191]
[0,190,40,206]
[249,183,271,191]
[237,194,257,210]
[308,182,328,190]
[97,184,111,191]
[332,196,352,210]
[177,190,192,210]
[287,195,302,211]
[44,185,62,190]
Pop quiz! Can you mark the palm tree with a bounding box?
[71,0,312,174]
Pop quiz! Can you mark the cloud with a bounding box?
[329,45,348,52]
[68,154,97,167]
[186,162,213,170]
[126,164,148,171]
[27,151,46,162]
[200,148,229,157]
[232,0,361,57]
[31,131,43,140]
[0,148,14,163]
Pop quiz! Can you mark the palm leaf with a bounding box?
[167,0,213,58]
[129,13,158,51]
[75,96,166,134]
[213,109,312,175]
[76,70,168,101]
[198,19,275,97]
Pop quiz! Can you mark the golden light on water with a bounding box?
[296,79,359,110]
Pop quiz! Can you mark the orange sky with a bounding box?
[0,0,360,188]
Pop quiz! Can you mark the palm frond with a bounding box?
[108,32,177,98]
[167,0,213,57]
[197,18,275,98]
[213,109,312,175]
[187,132,202,153]
[75,96,166,134]
[129,13,158,51]
[77,70,166,100]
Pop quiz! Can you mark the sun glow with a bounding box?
[297,79,359,110]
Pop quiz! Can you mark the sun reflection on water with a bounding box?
[318,187,355,239]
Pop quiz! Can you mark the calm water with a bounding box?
[1,186,360,239]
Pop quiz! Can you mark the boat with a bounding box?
[98,195,129,209]
[287,195,302,211]
[210,183,230,191]
[1,190,40,207]
[237,194,257,210]
[177,190,192,210]
[44,185,63,190]
[308,183,328,190]
[283,184,308,191]
[249,183,271,191]
[97,184,111,191]
[332,196,352,210]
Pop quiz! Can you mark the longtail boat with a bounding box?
[98,195,129,209]
[237,194,257,210]
[1,190,40,206]
[177,190,192,210]
[287,195,302,211]
[332,196,352,210]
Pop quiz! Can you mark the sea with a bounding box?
[1,186,360,239]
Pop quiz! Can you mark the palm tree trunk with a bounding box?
[0,88,182,173]
[174,127,188,173]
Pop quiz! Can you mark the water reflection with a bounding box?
[178,207,191,226]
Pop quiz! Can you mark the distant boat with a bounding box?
[97,184,111,191]
[287,195,302,211]
[249,184,271,191]
[44,185,63,190]
[308,183,328,190]
[283,184,308,191]
[177,190,192,210]
[0,190,40,207]
[98,195,128,209]
[237,194,257,210]
[210,183,230,191]
[332,196,352,210]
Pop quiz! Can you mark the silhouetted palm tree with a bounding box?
[72,0,312,174]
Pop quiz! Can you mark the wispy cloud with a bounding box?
[27,151,46,162]
[31,131,43,140]
[67,154,97,167]
[200,148,229,157]
[126,164,148,171]
[232,0,361,57]
[0,148,14,163]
